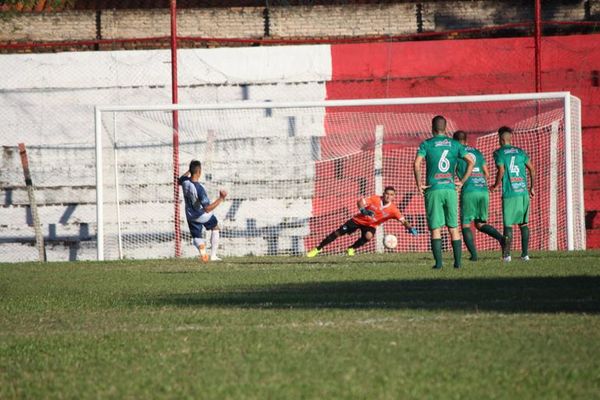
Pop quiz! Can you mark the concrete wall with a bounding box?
[101,7,265,39]
[0,45,332,262]
[1,1,597,45]
[269,4,419,37]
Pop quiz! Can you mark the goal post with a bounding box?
[95,91,584,261]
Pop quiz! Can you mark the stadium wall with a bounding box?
[1,34,599,261]
[0,45,332,261]
[1,1,598,45]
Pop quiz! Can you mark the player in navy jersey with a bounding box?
[178,160,227,262]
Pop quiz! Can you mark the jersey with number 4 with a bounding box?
[416,135,467,191]
[493,145,530,198]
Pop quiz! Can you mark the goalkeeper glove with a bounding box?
[360,207,375,217]
[407,227,418,236]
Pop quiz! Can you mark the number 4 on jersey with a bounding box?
[509,156,520,175]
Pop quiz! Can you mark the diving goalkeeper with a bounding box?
[307,186,417,257]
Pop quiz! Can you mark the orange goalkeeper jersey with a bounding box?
[352,195,404,228]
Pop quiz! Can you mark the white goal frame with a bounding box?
[94,91,584,260]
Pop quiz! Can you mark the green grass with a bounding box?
[1,251,600,399]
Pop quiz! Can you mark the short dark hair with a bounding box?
[383,186,396,194]
[189,160,202,175]
[432,115,447,133]
[453,130,467,142]
[498,126,513,138]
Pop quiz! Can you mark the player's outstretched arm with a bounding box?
[401,219,418,235]
[526,161,536,197]
[204,190,227,213]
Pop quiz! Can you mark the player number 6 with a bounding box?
[438,150,450,172]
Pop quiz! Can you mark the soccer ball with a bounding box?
[383,234,398,249]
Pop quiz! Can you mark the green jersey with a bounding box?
[457,146,487,193]
[493,145,530,198]
[416,135,468,191]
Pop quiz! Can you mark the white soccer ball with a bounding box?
[383,234,398,249]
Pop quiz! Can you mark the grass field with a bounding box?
[1,251,600,399]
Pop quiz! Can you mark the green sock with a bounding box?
[462,228,477,260]
[503,226,513,257]
[452,239,462,267]
[480,224,504,243]
[431,239,443,268]
[520,225,529,257]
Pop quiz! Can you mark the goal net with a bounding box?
[95,92,584,260]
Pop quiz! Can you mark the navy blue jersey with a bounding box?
[178,176,211,221]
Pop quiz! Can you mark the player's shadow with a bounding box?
[150,276,600,314]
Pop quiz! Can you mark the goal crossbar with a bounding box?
[96,91,573,113]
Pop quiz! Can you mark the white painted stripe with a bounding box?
[0,45,332,90]
[0,45,333,146]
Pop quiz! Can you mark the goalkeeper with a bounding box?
[490,126,536,262]
[453,130,504,261]
[178,160,227,262]
[307,186,417,257]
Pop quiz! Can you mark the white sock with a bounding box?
[210,230,220,258]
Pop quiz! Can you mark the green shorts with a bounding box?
[425,189,458,230]
[502,195,530,226]
[460,191,489,225]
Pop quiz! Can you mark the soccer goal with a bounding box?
[94,92,584,260]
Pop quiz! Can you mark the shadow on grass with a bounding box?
[147,276,600,314]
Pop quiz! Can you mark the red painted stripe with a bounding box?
[316,34,600,248]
